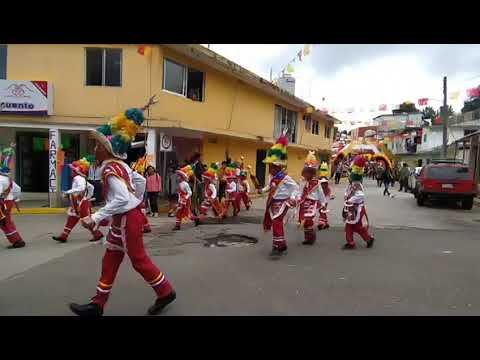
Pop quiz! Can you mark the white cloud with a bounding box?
[205,44,480,132]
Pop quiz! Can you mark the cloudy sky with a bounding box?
[206,44,480,130]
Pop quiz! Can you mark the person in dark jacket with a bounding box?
[190,153,205,217]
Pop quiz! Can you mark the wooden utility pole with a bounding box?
[442,76,448,157]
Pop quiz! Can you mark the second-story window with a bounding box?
[304,115,312,132]
[163,58,204,101]
[85,48,122,87]
[312,120,319,135]
[274,105,297,143]
[324,125,331,139]
[0,45,7,80]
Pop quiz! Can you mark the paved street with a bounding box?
[1,179,479,315]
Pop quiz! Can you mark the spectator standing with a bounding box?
[334,162,342,184]
[145,165,162,217]
[190,153,205,217]
[399,163,410,192]
[375,164,385,187]
[383,168,393,196]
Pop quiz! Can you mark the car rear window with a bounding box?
[427,166,472,180]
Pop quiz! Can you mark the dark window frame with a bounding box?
[274,104,298,144]
[0,44,7,80]
[85,47,123,87]
[312,119,319,135]
[162,58,205,102]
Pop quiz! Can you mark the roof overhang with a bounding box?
[162,44,312,112]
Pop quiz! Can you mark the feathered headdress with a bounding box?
[225,161,238,179]
[264,130,288,166]
[90,95,158,160]
[0,146,15,175]
[319,161,329,178]
[304,151,319,170]
[350,155,367,183]
[176,164,194,181]
[69,157,92,177]
[202,162,220,182]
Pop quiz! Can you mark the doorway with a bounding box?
[16,132,49,192]
[256,149,267,187]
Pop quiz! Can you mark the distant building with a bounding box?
[277,73,296,95]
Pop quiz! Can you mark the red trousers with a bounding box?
[263,200,289,250]
[175,199,196,228]
[223,194,239,217]
[345,207,372,245]
[236,191,251,211]
[318,206,329,229]
[298,199,317,243]
[0,200,22,245]
[57,199,103,241]
[91,206,173,309]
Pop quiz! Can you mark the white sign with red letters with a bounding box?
[0,80,54,115]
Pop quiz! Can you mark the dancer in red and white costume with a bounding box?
[298,151,326,245]
[0,147,25,249]
[342,155,374,250]
[223,163,240,217]
[318,178,332,230]
[69,98,176,317]
[259,132,299,257]
[236,169,252,211]
[199,163,224,223]
[173,164,199,230]
[53,158,104,243]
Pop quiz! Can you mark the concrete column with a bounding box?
[146,128,157,168]
[48,127,62,208]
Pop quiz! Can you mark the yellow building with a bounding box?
[0,44,338,206]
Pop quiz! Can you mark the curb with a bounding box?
[12,194,268,215]
[12,208,66,215]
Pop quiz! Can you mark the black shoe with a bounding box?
[89,234,104,242]
[52,236,67,243]
[194,218,200,226]
[147,291,177,315]
[366,237,375,248]
[302,240,315,245]
[172,225,180,231]
[69,302,103,317]
[269,247,287,257]
[342,243,356,250]
[7,240,26,249]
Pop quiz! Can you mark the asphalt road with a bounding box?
[0,179,479,315]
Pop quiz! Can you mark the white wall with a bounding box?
[417,127,464,153]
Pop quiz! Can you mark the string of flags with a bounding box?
[137,45,152,57]
[325,85,480,115]
[273,44,312,83]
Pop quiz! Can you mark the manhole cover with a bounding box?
[203,234,258,248]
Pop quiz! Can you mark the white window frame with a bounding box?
[324,125,331,139]
[274,104,297,144]
[85,47,123,87]
[163,58,205,101]
[304,115,312,132]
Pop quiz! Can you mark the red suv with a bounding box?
[415,160,478,210]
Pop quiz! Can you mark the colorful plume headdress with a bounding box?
[304,151,319,170]
[202,162,220,181]
[91,95,158,160]
[264,130,288,166]
[0,146,15,175]
[69,157,92,177]
[318,161,329,178]
[372,153,393,171]
[350,155,367,183]
[176,164,194,180]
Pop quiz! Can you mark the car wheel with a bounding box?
[462,197,474,210]
[417,194,425,206]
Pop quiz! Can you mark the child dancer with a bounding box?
[173,164,199,230]
[199,163,224,223]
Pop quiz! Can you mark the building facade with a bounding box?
[0,44,336,206]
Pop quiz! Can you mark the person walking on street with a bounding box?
[145,166,162,217]
[375,164,385,187]
[399,163,410,192]
[334,162,342,184]
[383,168,393,197]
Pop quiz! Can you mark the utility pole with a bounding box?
[442,76,448,157]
